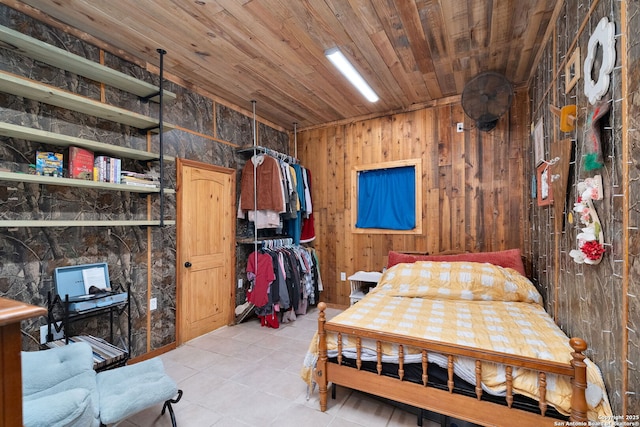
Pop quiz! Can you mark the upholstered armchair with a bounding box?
[22,342,182,427]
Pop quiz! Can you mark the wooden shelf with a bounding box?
[0,70,175,132]
[0,122,175,161]
[0,34,173,229]
[0,25,176,103]
[0,220,176,228]
[0,171,167,192]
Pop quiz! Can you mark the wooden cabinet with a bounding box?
[0,297,47,427]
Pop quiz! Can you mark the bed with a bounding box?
[301,250,613,426]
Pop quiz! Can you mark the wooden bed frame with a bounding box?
[313,302,589,427]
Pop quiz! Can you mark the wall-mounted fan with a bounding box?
[461,71,514,132]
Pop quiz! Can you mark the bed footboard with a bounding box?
[313,302,588,426]
[316,301,329,412]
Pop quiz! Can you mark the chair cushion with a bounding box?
[23,388,96,427]
[96,357,178,425]
[22,342,100,426]
[22,342,95,396]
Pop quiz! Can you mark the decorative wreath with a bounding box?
[583,17,616,105]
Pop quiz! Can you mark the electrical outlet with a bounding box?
[149,297,157,311]
[456,122,464,133]
[340,272,346,281]
[237,278,243,288]
[40,323,63,344]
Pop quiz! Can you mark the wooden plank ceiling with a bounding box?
[6,0,557,130]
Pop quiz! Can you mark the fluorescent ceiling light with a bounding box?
[325,47,379,103]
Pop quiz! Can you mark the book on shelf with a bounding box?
[35,151,63,177]
[120,170,159,188]
[93,156,121,183]
[68,146,94,180]
[123,181,159,188]
[121,170,153,179]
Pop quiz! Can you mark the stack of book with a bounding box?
[65,146,125,183]
[120,170,159,188]
[36,146,159,187]
[94,155,122,183]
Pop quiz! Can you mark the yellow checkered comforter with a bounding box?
[302,261,612,421]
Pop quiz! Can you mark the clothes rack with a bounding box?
[261,238,293,250]
[236,145,298,164]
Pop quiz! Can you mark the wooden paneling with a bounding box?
[295,91,528,306]
[8,0,556,129]
[625,0,640,418]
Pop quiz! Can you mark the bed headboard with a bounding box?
[385,249,526,276]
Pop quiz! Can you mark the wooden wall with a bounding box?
[627,0,640,418]
[294,90,529,306]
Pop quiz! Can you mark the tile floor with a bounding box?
[118,306,443,427]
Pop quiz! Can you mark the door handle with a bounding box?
[184,261,192,268]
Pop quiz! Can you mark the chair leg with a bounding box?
[161,389,183,427]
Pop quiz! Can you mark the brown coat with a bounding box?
[240,155,285,212]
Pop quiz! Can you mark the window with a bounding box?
[351,159,422,234]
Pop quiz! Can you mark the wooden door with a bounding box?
[177,159,235,344]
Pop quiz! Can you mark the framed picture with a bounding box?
[565,47,581,94]
[536,163,553,206]
[533,118,544,165]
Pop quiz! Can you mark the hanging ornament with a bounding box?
[569,176,605,265]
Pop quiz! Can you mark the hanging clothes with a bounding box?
[286,164,306,244]
[245,243,323,325]
[300,169,315,242]
[268,251,290,309]
[301,167,312,215]
[238,149,320,327]
[246,251,275,308]
[240,154,285,213]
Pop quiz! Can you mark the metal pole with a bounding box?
[156,48,166,227]
[293,122,298,160]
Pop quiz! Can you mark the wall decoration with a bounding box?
[583,17,616,105]
[533,118,544,166]
[550,139,573,231]
[565,47,581,94]
[549,104,577,132]
[536,163,553,206]
[569,176,605,265]
[583,99,610,171]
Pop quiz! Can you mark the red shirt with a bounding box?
[246,251,275,307]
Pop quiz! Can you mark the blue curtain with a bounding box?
[356,166,415,230]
